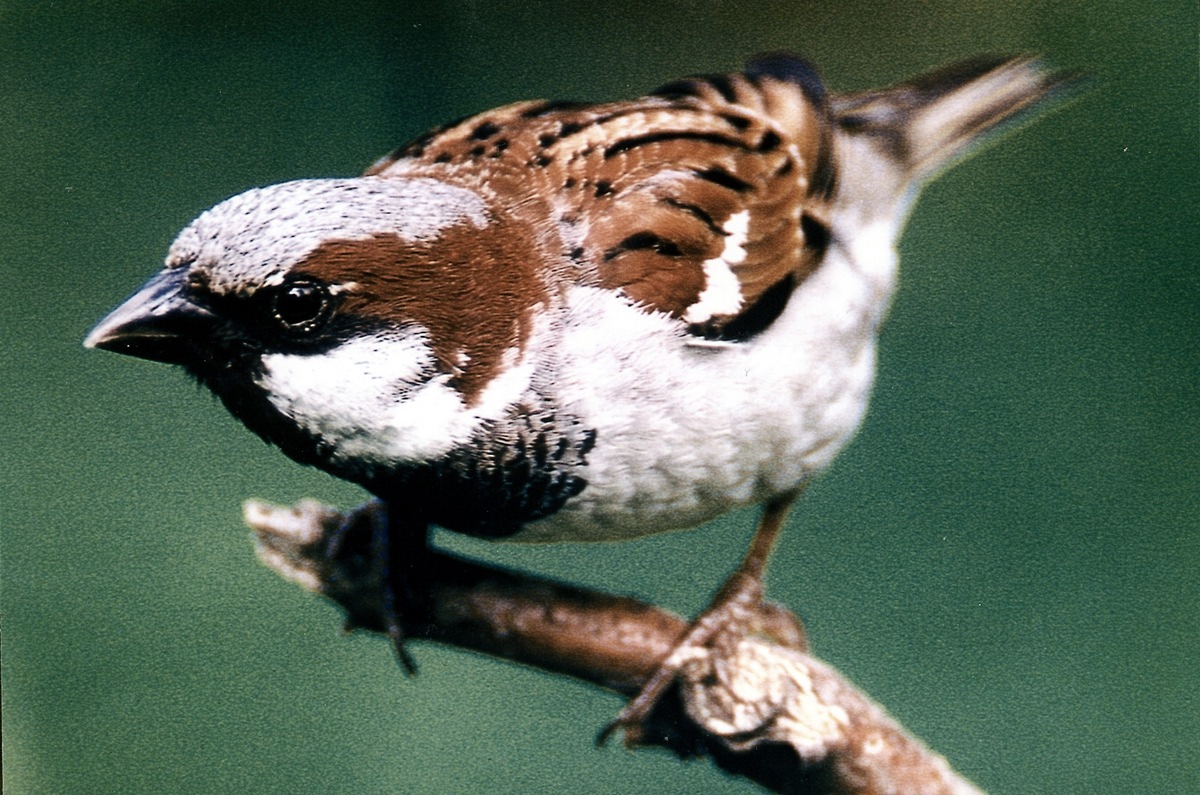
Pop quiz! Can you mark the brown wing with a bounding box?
[366,55,837,341]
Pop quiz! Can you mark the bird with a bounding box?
[86,53,1069,738]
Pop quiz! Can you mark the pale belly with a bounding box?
[510,240,891,542]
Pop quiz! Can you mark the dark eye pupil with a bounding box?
[272,281,328,330]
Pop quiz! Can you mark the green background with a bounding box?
[3,1,1196,793]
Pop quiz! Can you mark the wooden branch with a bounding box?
[244,498,985,795]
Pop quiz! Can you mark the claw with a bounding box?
[599,491,799,746]
[321,500,426,674]
[386,611,419,675]
[369,502,422,675]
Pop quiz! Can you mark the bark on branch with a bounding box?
[244,498,984,795]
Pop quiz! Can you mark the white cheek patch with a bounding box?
[256,333,476,465]
[683,210,749,324]
[256,330,540,468]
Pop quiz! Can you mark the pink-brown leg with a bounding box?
[599,490,800,745]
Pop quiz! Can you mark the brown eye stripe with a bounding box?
[294,217,549,406]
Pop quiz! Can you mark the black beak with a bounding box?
[85,268,216,366]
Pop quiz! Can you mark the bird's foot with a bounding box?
[598,571,806,747]
[598,492,803,747]
[323,500,422,674]
[244,497,427,673]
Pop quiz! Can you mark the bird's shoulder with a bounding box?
[367,59,837,341]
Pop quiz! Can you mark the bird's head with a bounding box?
[86,177,551,485]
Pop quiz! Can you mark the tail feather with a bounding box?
[830,56,1077,225]
[835,56,1074,179]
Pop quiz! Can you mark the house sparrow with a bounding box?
[87,54,1067,735]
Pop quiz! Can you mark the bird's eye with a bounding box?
[270,279,331,333]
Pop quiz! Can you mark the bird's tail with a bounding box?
[831,56,1076,225]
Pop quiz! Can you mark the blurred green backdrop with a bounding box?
[2,1,1196,793]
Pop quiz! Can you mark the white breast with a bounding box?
[511,220,899,542]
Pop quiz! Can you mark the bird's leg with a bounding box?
[322,500,427,674]
[380,508,438,675]
[599,490,800,746]
[376,508,423,674]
